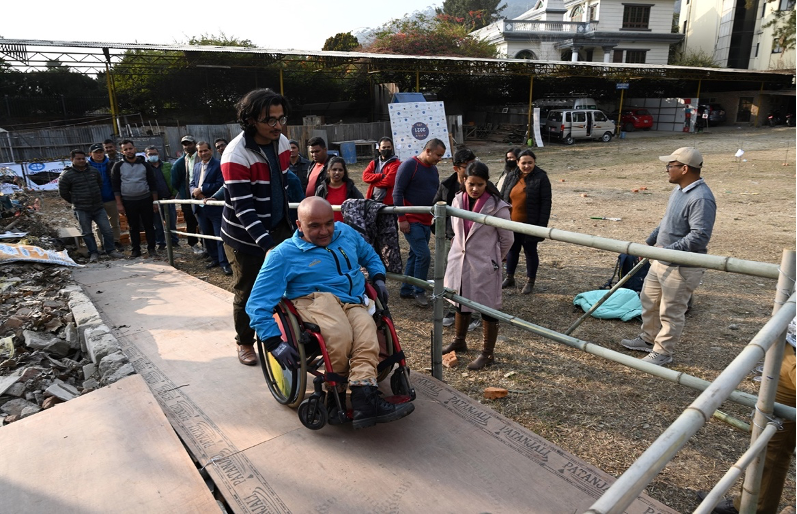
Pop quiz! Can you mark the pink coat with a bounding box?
[444,192,514,313]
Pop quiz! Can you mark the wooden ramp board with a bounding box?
[73,261,676,514]
[0,374,218,514]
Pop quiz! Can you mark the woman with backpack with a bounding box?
[315,156,363,222]
[442,161,514,370]
[499,149,552,294]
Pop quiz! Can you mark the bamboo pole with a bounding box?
[163,205,174,267]
[431,202,447,380]
[740,249,796,512]
[694,423,778,514]
[565,257,649,335]
[586,295,796,514]
[527,75,534,146]
[712,410,751,433]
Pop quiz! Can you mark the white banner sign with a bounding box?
[1,160,68,191]
[388,101,452,162]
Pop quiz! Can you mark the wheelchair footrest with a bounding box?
[383,395,413,404]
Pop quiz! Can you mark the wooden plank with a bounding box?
[0,374,218,513]
[72,261,676,514]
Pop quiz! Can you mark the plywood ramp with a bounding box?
[72,261,676,514]
[0,374,218,513]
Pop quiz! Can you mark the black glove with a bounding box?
[266,337,299,369]
[373,278,389,307]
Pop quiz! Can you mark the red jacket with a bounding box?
[361,157,400,205]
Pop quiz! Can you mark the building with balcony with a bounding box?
[679,0,795,70]
[472,0,683,64]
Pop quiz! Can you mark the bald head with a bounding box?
[296,197,335,247]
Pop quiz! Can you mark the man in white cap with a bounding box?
[620,147,716,366]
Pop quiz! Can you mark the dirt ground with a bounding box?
[43,125,795,513]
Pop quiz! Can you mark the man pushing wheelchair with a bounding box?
[247,197,415,429]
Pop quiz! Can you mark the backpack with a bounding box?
[601,254,650,293]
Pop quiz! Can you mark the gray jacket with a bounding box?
[111,156,157,201]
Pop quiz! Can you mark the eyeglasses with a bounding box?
[665,163,685,170]
[257,115,288,127]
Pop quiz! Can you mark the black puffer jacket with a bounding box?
[58,166,103,211]
[431,172,461,239]
[499,166,552,243]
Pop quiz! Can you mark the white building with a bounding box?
[472,0,683,64]
[680,0,795,70]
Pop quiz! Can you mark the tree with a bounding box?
[764,8,796,52]
[670,49,720,67]
[363,14,497,58]
[435,0,506,30]
[323,32,360,52]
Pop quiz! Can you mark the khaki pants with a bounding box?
[102,200,121,243]
[292,292,379,386]
[639,260,704,356]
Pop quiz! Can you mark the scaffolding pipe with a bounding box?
[740,249,796,512]
[431,202,447,380]
[387,273,795,422]
[585,295,796,514]
[446,206,779,279]
[695,423,778,514]
[565,257,649,335]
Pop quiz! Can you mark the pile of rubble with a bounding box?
[1,191,136,426]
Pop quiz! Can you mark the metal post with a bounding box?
[415,70,420,93]
[104,62,119,136]
[526,75,534,146]
[431,201,447,380]
[163,202,174,267]
[740,249,795,512]
[565,258,649,335]
[616,87,625,136]
[279,68,284,96]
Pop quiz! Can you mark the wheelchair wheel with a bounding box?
[258,304,308,408]
[374,296,395,383]
[391,367,416,400]
[298,397,327,430]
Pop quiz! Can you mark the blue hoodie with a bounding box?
[246,222,386,342]
[87,156,115,202]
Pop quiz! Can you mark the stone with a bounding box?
[82,378,99,391]
[5,383,26,397]
[83,362,97,379]
[729,324,740,331]
[41,396,60,409]
[64,322,79,349]
[483,387,509,399]
[68,291,101,326]
[59,285,82,297]
[1,398,38,416]
[86,331,120,364]
[22,330,70,357]
[442,351,459,368]
[58,380,80,397]
[4,316,25,330]
[44,382,77,402]
[101,363,135,385]
[20,405,41,418]
[0,369,22,395]
[4,414,19,423]
[18,367,42,382]
[99,351,128,377]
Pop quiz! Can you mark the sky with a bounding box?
[1,0,440,52]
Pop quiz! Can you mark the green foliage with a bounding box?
[435,0,506,30]
[188,32,255,47]
[323,32,360,52]
[364,14,498,57]
[670,49,720,67]
[764,8,796,52]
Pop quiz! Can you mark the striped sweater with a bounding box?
[220,131,292,255]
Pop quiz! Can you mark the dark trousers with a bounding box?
[197,208,228,266]
[180,202,200,247]
[123,197,156,253]
[506,232,539,280]
[224,220,293,346]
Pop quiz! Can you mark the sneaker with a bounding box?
[191,245,204,255]
[414,293,429,308]
[621,336,654,353]
[467,318,482,332]
[442,312,455,327]
[114,242,124,252]
[129,250,142,259]
[642,351,673,366]
[106,250,124,259]
[89,253,99,263]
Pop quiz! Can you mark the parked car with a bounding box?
[545,109,615,144]
[610,108,654,132]
[698,103,726,124]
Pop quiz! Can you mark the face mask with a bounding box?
[147,155,159,163]
[380,149,394,159]
[505,159,517,169]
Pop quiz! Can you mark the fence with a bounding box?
[155,198,795,514]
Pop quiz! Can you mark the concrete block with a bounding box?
[102,363,136,385]
[23,330,71,357]
[83,362,97,380]
[87,332,120,364]
[68,291,101,326]
[77,322,106,353]
[64,322,79,350]
[44,383,77,402]
[99,351,128,378]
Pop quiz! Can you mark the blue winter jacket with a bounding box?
[246,222,386,342]
[87,156,115,202]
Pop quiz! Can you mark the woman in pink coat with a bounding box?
[442,161,514,369]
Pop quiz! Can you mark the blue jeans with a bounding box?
[74,207,114,255]
[197,207,228,266]
[400,222,431,296]
[154,203,179,246]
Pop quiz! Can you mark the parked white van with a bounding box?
[545,109,615,144]
[533,98,598,127]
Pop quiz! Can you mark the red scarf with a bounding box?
[462,194,489,237]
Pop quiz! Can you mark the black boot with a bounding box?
[350,385,415,429]
[441,312,471,353]
[326,389,349,425]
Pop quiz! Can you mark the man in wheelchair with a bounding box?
[246,197,415,429]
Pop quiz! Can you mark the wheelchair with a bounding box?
[256,283,415,430]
